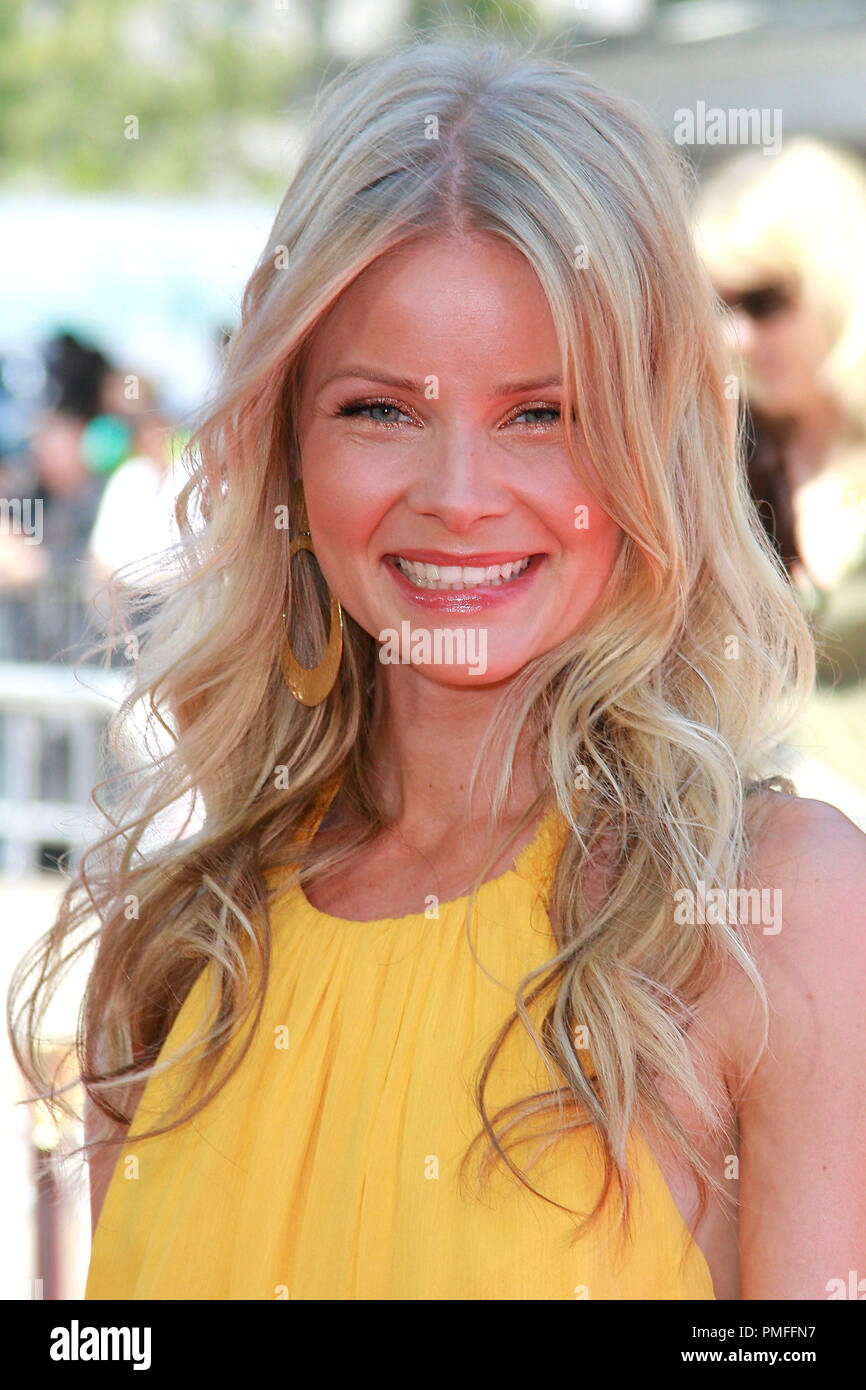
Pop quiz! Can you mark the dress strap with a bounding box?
[264,774,343,886]
[512,803,570,904]
[298,772,343,845]
[512,804,597,1081]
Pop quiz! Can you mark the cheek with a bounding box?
[544,500,621,630]
[573,511,622,601]
[561,489,621,565]
[576,519,622,592]
[299,461,393,631]
[302,451,386,557]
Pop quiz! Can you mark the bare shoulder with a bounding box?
[743,786,866,882]
[737,787,866,1084]
[715,790,866,1297]
[705,791,866,1054]
[739,789,866,1001]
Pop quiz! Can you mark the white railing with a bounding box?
[0,663,125,875]
[0,571,104,666]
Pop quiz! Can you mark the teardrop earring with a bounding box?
[279,482,343,706]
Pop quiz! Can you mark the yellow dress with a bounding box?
[85,799,715,1300]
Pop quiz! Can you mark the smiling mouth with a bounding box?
[390,555,537,590]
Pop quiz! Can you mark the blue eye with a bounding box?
[335,398,412,426]
[511,405,561,427]
[333,397,564,429]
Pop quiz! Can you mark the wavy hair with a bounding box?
[8,34,815,1251]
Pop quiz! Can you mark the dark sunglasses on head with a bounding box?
[718,283,797,321]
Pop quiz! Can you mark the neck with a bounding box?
[362,665,545,839]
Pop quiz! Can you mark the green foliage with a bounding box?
[0,0,546,193]
[1,0,312,192]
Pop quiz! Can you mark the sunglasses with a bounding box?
[718,283,797,321]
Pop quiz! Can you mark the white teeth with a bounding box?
[393,556,532,589]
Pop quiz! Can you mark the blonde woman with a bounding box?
[696,138,866,684]
[9,38,866,1302]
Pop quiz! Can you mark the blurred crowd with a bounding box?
[0,330,190,667]
[697,136,866,691]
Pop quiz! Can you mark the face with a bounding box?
[31,412,88,494]
[715,277,836,420]
[296,232,622,688]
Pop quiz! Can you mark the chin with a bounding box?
[415,655,532,688]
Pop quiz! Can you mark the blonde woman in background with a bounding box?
[696,138,866,687]
[9,39,866,1302]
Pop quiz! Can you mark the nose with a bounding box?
[405,425,512,532]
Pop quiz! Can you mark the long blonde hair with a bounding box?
[9,33,815,1250]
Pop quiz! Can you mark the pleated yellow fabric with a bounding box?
[85,801,715,1300]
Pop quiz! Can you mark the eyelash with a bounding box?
[334,396,562,431]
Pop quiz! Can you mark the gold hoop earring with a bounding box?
[280,484,343,707]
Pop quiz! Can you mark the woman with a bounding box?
[696,138,866,686]
[9,38,866,1301]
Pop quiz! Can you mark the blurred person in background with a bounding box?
[87,374,182,595]
[696,138,866,688]
[30,333,113,570]
[0,332,114,661]
[0,333,112,587]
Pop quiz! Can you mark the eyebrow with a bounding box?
[316,366,563,397]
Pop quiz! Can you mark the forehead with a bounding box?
[301,232,561,383]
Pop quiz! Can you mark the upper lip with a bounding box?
[386,550,538,565]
